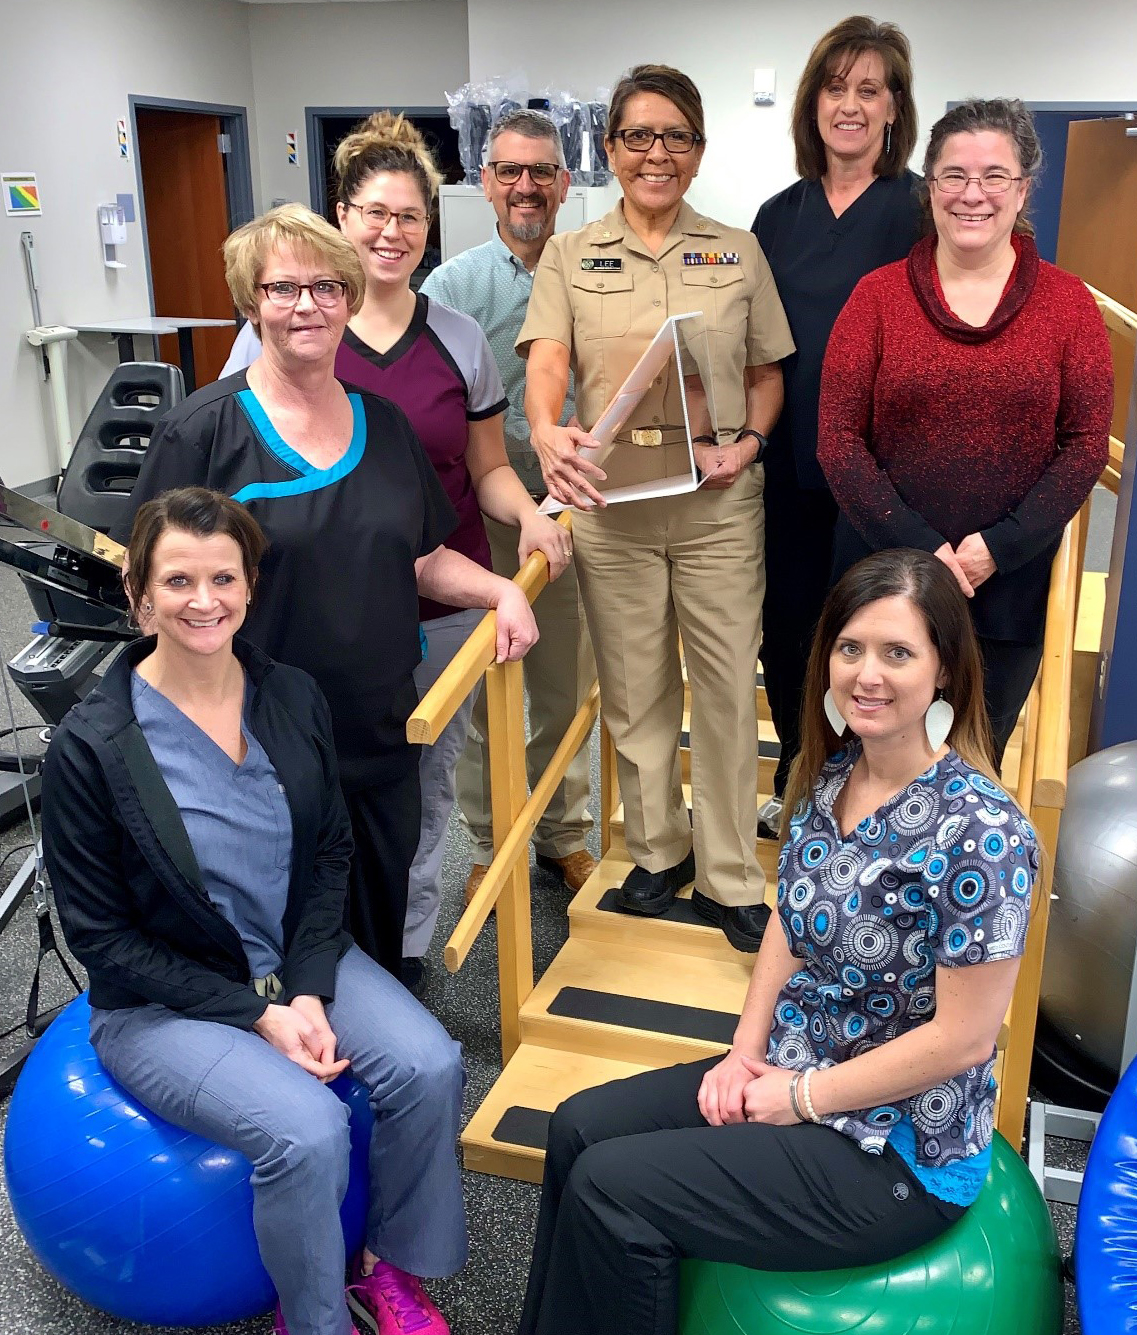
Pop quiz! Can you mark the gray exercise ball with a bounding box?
[1039,741,1137,1081]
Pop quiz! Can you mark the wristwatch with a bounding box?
[735,428,768,464]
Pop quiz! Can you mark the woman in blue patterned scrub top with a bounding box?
[517,547,1038,1335]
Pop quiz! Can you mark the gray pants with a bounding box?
[90,946,467,1335]
[404,607,482,959]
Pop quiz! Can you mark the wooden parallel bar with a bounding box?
[1101,435,1125,494]
[996,512,1081,1149]
[407,512,572,744]
[1087,282,1137,338]
[486,660,533,1064]
[445,682,601,972]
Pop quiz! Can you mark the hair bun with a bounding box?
[332,111,442,205]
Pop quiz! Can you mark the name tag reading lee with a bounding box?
[581,257,623,271]
[682,252,740,266]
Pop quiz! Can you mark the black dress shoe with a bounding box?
[616,849,696,917]
[690,889,770,953]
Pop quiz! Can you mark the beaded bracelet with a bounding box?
[801,1067,822,1124]
[788,1072,808,1123]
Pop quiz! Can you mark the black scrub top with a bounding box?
[122,373,457,788]
[753,171,921,489]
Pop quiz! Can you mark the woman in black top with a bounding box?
[753,16,921,837]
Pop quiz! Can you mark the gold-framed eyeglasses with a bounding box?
[344,202,430,234]
[932,170,1022,195]
[486,161,561,186]
[258,280,348,308]
[612,128,703,154]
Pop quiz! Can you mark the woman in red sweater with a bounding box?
[818,98,1112,763]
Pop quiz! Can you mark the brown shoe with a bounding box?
[464,862,490,907]
[535,849,597,892]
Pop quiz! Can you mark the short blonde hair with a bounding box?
[223,204,366,328]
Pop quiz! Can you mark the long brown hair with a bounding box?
[780,548,998,840]
[791,15,917,180]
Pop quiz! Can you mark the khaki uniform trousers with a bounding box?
[572,470,765,908]
[456,514,596,864]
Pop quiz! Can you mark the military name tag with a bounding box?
[682,252,740,266]
[581,257,623,271]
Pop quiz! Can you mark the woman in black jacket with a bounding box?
[42,488,463,1335]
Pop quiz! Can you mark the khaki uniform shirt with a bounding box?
[517,200,794,438]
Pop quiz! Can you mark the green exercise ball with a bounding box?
[678,1132,1062,1335]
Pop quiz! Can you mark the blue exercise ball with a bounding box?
[3,994,372,1327]
[1075,1050,1137,1333]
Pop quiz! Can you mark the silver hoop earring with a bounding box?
[925,692,954,751]
[823,688,847,737]
[885,122,893,155]
[141,600,152,614]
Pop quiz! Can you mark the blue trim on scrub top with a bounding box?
[230,389,366,503]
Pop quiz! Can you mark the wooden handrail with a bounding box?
[408,512,572,744]
[1087,282,1137,339]
[1102,435,1125,495]
[1033,508,1082,809]
[445,682,600,971]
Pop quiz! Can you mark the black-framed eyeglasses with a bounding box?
[932,170,1022,195]
[486,161,561,186]
[343,202,430,234]
[258,280,349,308]
[611,128,703,154]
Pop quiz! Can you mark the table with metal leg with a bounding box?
[71,317,234,393]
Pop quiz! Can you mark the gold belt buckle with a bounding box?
[630,428,663,448]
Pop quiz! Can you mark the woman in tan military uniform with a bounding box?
[518,64,794,951]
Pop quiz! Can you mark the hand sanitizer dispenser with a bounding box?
[98,203,127,268]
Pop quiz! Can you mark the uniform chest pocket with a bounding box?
[680,266,747,333]
[570,271,635,341]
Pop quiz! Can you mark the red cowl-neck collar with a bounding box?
[907,232,1039,344]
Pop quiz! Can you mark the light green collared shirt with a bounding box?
[420,227,575,496]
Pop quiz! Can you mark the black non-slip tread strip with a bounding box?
[546,985,738,1044]
[491,1105,551,1150]
[596,884,705,926]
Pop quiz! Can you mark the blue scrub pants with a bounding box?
[90,945,467,1335]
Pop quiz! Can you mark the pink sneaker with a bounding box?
[273,1302,362,1334]
[347,1258,450,1334]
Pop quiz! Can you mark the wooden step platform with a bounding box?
[462,1045,655,1183]
[518,935,751,1067]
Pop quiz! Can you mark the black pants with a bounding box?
[344,764,421,977]
[518,1058,964,1335]
[978,637,1045,771]
[761,460,839,797]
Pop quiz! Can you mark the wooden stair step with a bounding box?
[519,936,751,1066]
[679,709,780,784]
[570,851,777,962]
[461,1044,655,1183]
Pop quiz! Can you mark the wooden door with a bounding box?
[1056,118,1137,439]
[136,108,235,386]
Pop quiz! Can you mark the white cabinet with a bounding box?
[438,184,620,261]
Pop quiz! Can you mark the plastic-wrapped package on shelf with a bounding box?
[587,96,612,186]
[447,73,529,184]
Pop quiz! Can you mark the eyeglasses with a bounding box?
[611,128,703,154]
[258,280,348,308]
[486,161,561,186]
[343,202,430,234]
[932,170,1022,195]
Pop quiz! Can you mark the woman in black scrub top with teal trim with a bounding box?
[123,204,538,976]
[753,16,921,840]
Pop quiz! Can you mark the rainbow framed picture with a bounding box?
[3,173,41,216]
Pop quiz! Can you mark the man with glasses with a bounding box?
[421,109,598,905]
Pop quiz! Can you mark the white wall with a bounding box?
[249,0,469,209]
[466,0,1137,230]
[1,0,258,487]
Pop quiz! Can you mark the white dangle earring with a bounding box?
[925,691,955,751]
[885,122,893,155]
[823,688,847,736]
